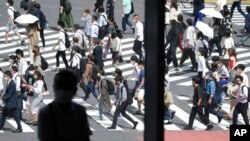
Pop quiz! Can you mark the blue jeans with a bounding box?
[230,1,245,18]
[85,81,98,99]
[164,105,172,120]
[193,12,203,27]
[122,14,133,31]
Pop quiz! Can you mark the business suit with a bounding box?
[93,45,104,70]
[0,80,22,131]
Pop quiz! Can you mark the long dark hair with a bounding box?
[170,0,178,10]
[228,48,238,62]
[34,71,43,80]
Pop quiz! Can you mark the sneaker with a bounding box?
[218,116,223,123]
[171,111,176,119]
[183,125,193,130]
[164,121,173,125]
[206,124,213,130]
[132,121,138,129]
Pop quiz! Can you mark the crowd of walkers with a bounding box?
[0,0,144,133]
[164,0,250,130]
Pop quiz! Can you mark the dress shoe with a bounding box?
[206,124,213,130]
[12,129,22,133]
[218,116,223,123]
[164,121,173,125]
[107,126,116,130]
[132,121,138,129]
[183,125,193,130]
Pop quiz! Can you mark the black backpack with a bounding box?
[241,86,250,102]
[105,78,116,95]
[123,80,133,105]
[64,0,72,14]
[40,55,49,70]
[9,8,20,21]
[116,29,123,39]
[76,56,88,75]
[61,31,71,48]
[40,11,47,29]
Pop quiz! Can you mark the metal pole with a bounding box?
[144,0,165,141]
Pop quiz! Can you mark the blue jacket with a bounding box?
[3,80,17,109]
[244,13,250,33]
[205,79,216,98]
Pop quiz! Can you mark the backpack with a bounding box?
[130,2,134,14]
[89,63,100,81]
[97,16,109,40]
[40,55,49,70]
[218,24,227,37]
[9,8,20,22]
[123,80,133,105]
[105,78,116,95]
[20,0,29,9]
[76,55,88,75]
[61,31,71,48]
[40,11,47,29]
[64,0,72,14]
[241,86,250,102]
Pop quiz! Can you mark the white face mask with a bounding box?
[133,19,136,23]
[4,77,8,81]
[54,90,74,104]
[34,75,38,79]
[29,71,34,75]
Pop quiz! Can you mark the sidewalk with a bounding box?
[164,130,229,141]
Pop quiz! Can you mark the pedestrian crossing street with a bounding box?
[179,2,247,26]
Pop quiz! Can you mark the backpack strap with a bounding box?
[241,85,248,99]
[60,31,66,45]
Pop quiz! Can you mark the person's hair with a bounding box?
[73,45,81,53]
[130,55,139,63]
[7,0,14,6]
[224,8,230,16]
[4,70,12,78]
[197,32,204,39]
[170,0,178,10]
[225,29,231,37]
[73,37,79,43]
[114,75,123,82]
[192,76,200,84]
[186,19,193,26]
[219,57,225,64]
[29,65,36,70]
[15,49,24,57]
[99,69,105,76]
[33,46,40,57]
[115,69,123,76]
[73,24,80,31]
[228,48,237,61]
[237,64,245,71]
[138,61,144,66]
[53,69,78,91]
[246,6,250,13]
[92,15,98,21]
[177,14,183,22]
[34,71,43,80]
[87,54,95,62]
[213,18,221,26]
[211,63,218,72]
[133,14,139,18]
[111,33,117,39]
[11,65,18,72]
[34,2,41,9]
[9,55,18,64]
[93,38,100,45]
[98,7,105,13]
[235,75,243,82]
[223,5,228,10]
[28,23,39,31]
[84,8,90,14]
[57,21,65,28]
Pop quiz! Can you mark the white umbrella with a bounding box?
[200,8,223,19]
[15,14,38,24]
[196,21,214,38]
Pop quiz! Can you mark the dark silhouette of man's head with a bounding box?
[53,69,78,104]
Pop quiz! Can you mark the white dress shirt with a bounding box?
[135,21,144,41]
[58,29,66,51]
[237,84,248,103]
[91,21,99,38]
[12,72,21,92]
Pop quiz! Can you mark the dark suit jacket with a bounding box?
[93,45,104,69]
[3,80,17,109]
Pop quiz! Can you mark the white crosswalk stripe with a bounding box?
[179,3,247,26]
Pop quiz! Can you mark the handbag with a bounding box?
[164,91,174,105]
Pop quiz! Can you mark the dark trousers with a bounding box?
[0,107,22,130]
[205,95,223,119]
[106,0,114,18]
[188,106,210,127]
[84,81,97,99]
[230,1,245,18]
[210,36,222,56]
[111,102,136,127]
[42,75,48,91]
[16,91,23,120]
[193,12,203,26]
[40,28,45,47]
[179,48,197,68]
[232,102,249,125]
[166,46,178,68]
[122,14,133,31]
[133,40,143,61]
[56,51,69,68]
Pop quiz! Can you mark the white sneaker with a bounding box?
[42,91,50,95]
[0,130,4,133]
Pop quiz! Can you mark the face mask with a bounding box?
[6,3,9,7]
[34,75,38,79]
[4,77,8,81]
[97,73,101,77]
[29,71,34,75]
[133,19,136,23]
[54,90,74,104]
